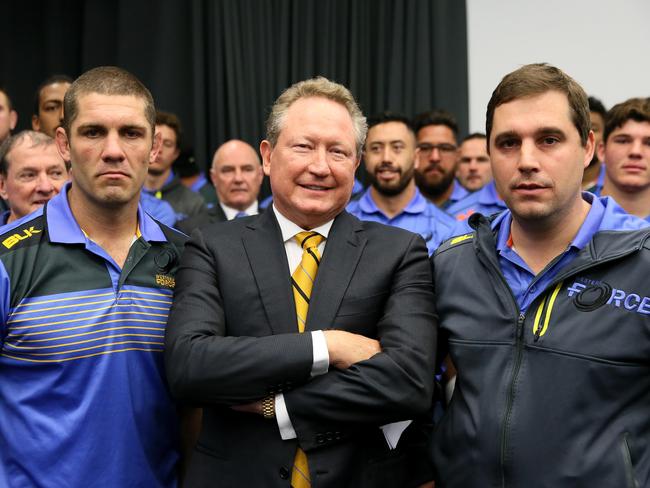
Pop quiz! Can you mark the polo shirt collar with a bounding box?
[358,187,428,215]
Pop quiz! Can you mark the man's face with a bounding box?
[210,141,263,210]
[489,90,593,224]
[55,93,160,208]
[589,111,605,166]
[0,141,68,221]
[364,121,416,196]
[260,96,359,229]
[0,91,17,142]
[32,82,70,138]
[456,137,492,191]
[149,124,179,176]
[415,124,458,195]
[598,119,650,192]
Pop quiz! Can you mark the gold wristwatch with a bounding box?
[262,395,276,419]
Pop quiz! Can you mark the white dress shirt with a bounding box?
[220,200,259,220]
[271,205,332,440]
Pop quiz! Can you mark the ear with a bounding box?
[9,110,17,130]
[150,130,162,163]
[31,114,40,131]
[55,126,71,164]
[260,140,272,177]
[583,130,596,169]
[596,139,606,165]
[0,174,8,201]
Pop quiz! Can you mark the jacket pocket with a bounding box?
[620,432,640,488]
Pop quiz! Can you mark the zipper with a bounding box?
[474,244,522,488]
[620,433,639,488]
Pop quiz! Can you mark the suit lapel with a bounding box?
[242,211,296,334]
[306,212,366,331]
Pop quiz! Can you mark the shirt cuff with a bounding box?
[310,330,329,377]
[275,393,297,440]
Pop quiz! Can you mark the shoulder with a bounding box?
[433,231,476,258]
[0,210,47,257]
[156,221,189,247]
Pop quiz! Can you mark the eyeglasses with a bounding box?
[417,143,457,156]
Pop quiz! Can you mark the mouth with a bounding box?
[621,164,647,173]
[375,167,400,180]
[299,183,331,192]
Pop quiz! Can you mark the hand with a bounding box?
[231,400,263,415]
[323,330,381,369]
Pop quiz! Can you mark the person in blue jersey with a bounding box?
[413,109,468,209]
[455,133,492,192]
[0,131,69,226]
[347,112,456,254]
[431,63,650,487]
[582,96,607,190]
[0,66,188,488]
[595,97,650,221]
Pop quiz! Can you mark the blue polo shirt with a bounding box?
[347,187,457,254]
[0,184,183,487]
[493,192,650,312]
[447,181,507,221]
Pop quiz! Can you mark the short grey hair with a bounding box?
[265,76,367,156]
[0,130,60,175]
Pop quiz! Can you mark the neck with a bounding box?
[423,181,454,207]
[601,177,650,218]
[582,161,601,189]
[68,186,139,252]
[145,169,172,191]
[510,195,590,275]
[180,174,200,188]
[370,182,415,218]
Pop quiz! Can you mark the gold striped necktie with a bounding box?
[291,230,324,488]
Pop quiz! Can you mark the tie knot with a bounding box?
[234,211,248,219]
[295,231,324,250]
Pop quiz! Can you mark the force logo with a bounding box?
[2,227,42,249]
[568,280,650,315]
[155,274,175,289]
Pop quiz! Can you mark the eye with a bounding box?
[540,136,559,146]
[81,127,102,138]
[391,143,405,153]
[124,129,143,139]
[497,138,519,150]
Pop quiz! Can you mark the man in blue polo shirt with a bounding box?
[0,66,187,487]
[347,111,456,254]
[431,63,650,487]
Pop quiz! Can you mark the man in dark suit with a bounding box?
[165,77,436,487]
[176,139,264,233]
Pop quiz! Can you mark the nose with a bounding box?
[309,147,331,177]
[382,146,393,163]
[102,131,125,162]
[35,173,55,195]
[517,139,540,173]
[429,146,442,162]
[233,168,244,182]
[629,138,644,158]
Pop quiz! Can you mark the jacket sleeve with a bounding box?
[164,228,315,405]
[283,234,437,450]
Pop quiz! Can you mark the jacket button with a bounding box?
[279,466,290,479]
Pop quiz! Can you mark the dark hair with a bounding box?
[0,130,60,175]
[588,96,607,119]
[63,67,155,135]
[461,132,486,144]
[155,111,183,148]
[367,111,414,132]
[0,86,13,111]
[413,109,459,138]
[33,74,73,116]
[486,63,590,146]
[604,97,650,143]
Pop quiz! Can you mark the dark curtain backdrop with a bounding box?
[1,0,467,195]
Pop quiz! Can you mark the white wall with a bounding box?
[466,0,650,133]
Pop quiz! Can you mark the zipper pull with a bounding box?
[517,313,525,339]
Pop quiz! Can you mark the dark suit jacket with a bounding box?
[175,205,227,235]
[165,210,436,487]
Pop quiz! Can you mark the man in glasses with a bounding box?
[413,110,467,209]
[347,111,456,254]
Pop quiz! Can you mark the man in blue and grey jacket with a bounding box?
[431,63,650,487]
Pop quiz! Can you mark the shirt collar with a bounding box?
[358,187,427,215]
[46,182,167,244]
[220,200,259,220]
[495,192,605,253]
[477,181,505,206]
[272,204,333,243]
[190,173,208,193]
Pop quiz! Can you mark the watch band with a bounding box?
[262,395,276,419]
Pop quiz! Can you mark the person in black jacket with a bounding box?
[431,63,650,487]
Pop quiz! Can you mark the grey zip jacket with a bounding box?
[431,198,650,488]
